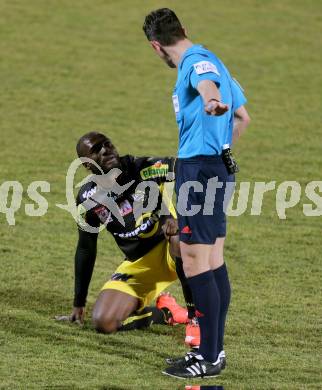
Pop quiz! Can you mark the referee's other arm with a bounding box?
[232,105,251,143]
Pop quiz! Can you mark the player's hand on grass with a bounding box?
[162,218,179,240]
[205,100,229,116]
[54,307,85,325]
[70,307,85,324]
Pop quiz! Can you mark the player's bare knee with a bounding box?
[92,312,119,334]
[95,320,118,334]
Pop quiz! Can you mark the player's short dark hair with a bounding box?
[143,8,186,46]
[76,131,106,157]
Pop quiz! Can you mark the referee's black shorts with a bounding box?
[175,155,235,245]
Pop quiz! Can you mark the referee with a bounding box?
[143,8,250,378]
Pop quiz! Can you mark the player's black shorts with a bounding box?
[175,155,235,244]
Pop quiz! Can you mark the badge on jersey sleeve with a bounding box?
[193,61,220,76]
[94,206,113,224]
[172,94,180,114]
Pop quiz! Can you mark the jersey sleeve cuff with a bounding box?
[73,297,86,307]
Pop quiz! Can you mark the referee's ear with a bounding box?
[151,40,161,53]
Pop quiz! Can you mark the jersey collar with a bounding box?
[178,44,204,71]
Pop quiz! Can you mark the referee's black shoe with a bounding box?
[165,349,226,370]
[162,353,221,379]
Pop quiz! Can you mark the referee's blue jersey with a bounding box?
[172,44,247,158]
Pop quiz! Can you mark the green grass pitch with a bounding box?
[0,0,321,389]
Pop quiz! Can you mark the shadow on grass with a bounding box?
[1,286,190,371]
[43,387,129,390]
[143,323,185,346]
[42,385,130,390]
[0,310,179,369]
[0,287,70,316]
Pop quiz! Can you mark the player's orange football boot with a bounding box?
[184,318,200,347]
[156,292,188,325]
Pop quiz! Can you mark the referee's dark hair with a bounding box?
[143,8,186,46]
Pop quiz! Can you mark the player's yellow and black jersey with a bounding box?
[76,155,176,260]
[74,155,176,306]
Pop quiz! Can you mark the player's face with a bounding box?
[87,135,121,173]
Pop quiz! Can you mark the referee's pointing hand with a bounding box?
[205,100,229,116]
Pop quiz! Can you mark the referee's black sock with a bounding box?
[213,263,231,354]
[187,270,220,362]
[119,306,170,331]
[175,257,195,319]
